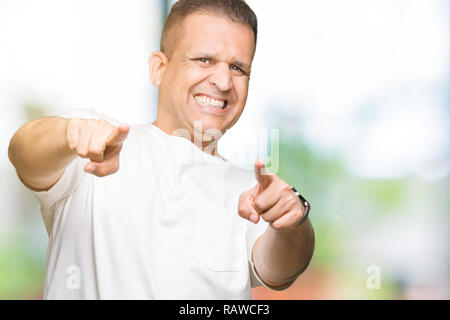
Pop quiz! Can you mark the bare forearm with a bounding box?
[8,117,75,190]
[253,218,315,287]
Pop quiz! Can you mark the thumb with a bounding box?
[238,184,261,224]
[254,158,273,190]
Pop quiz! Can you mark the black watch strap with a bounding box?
[291,186,311,227]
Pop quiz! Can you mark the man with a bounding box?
[8,0,314,299]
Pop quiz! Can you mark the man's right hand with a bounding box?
[65,119,130,177]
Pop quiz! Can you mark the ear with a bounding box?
[148,51,169,87]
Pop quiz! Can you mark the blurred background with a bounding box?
[0,0,448,299]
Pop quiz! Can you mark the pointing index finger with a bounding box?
[254,158,273,190]
[107,124,129,146]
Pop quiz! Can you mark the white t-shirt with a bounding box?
[33,108,270,299]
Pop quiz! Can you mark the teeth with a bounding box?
[194,95,225,109]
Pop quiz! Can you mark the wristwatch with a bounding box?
[291,186,311,227]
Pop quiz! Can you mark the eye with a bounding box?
[198,58,212,64]
[231,64,247,76]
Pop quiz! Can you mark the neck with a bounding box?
[152,118,222,158]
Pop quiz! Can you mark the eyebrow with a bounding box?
[232,59,250,71]
[189,52,251,71]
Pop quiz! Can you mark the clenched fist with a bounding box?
[65,118,129,177]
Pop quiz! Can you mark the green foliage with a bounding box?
[0,239,45,300]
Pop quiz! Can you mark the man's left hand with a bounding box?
[238,158,307,231]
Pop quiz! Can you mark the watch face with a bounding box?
[291,187,310,207]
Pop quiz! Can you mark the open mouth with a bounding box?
[193,94,228,110]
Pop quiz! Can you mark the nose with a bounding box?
[208,63,232,92]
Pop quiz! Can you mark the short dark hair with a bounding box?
[161,0,258,58]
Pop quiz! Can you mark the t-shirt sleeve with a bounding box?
[245,216,268,288]
[56,107,123,126]
[32,156,86,210]
[241,174,269,288]
[33,156,87,234]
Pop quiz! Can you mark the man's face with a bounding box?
[156,13,255,143]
